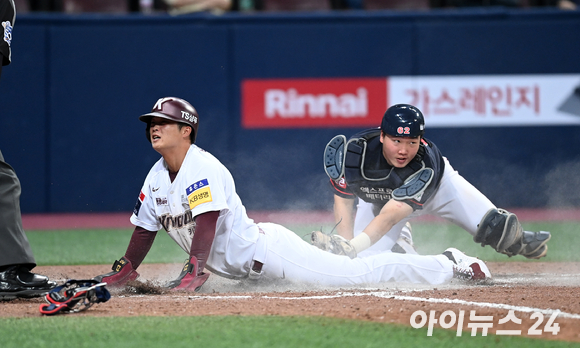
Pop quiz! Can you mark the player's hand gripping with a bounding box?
[93,256,140,287]
[166,256,210,292]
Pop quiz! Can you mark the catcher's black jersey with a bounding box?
[330,128,445,211]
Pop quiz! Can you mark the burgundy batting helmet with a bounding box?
[139,97,199,143]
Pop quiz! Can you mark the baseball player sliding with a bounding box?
[313,104,551,260]
[95,97,491,291]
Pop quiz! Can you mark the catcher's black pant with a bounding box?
[0,149,36,270]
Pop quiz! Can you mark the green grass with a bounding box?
[410,221,579,262]
[26,221,579,266]
[27,228,186,265]
[1,315,577,348]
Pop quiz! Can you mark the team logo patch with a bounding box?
[2,21,12,46]
[156,197,168,206]
[186,179,212,210]
[133,191,146,216]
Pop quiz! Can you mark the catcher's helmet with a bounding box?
[381,104,425,138]
[139,97,199,143]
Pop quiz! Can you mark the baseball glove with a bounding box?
[310,231,357,259]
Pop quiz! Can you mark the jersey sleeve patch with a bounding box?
[186,179,213,210]
[133,191,145,216]
[330,178,354,198]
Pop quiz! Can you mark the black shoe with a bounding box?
[0,265,57,300]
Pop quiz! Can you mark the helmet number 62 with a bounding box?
[397,127,411,135]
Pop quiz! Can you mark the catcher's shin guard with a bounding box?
[474,208,522,253]
[503,230,551,259]
[475,208,551,259]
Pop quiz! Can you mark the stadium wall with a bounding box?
[1,8,579,213]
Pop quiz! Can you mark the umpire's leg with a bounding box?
[0,149,36,269]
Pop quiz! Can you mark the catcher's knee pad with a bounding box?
[474,208,523,253]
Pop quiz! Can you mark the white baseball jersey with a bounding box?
[132,144,455,285]
[131,144,260,278]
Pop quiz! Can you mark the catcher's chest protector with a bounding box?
[343,129,426,206]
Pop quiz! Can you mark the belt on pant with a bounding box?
[251,261,263,273]
[248,260,264,281]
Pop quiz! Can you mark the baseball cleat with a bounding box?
[443,248,491,281]
[0,265,57,300]
[391,222,418,255]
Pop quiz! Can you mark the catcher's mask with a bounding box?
[139,97,199,144]
[381,104,425,138]
[39,279,111,315]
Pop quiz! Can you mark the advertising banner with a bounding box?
[242,75,580,128]
[242,78,387,128]
[390,74,580,127]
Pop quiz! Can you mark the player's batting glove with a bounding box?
[166,256,210,292]
[93,257,139,287]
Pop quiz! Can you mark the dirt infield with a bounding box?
[7,211,580,342]
[2,262,579,342]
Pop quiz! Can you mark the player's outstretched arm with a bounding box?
[351,200,413,254]
[333,194,356,240]
[93,226,157,287]
[94,257,139,287]
[167,210,219,292]
[166,256,210,291]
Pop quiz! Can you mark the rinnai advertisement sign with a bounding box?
[241,74,580,128]
[242,78,387,128]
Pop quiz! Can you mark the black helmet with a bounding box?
[381,104,425,138]
[139,97,199,143]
